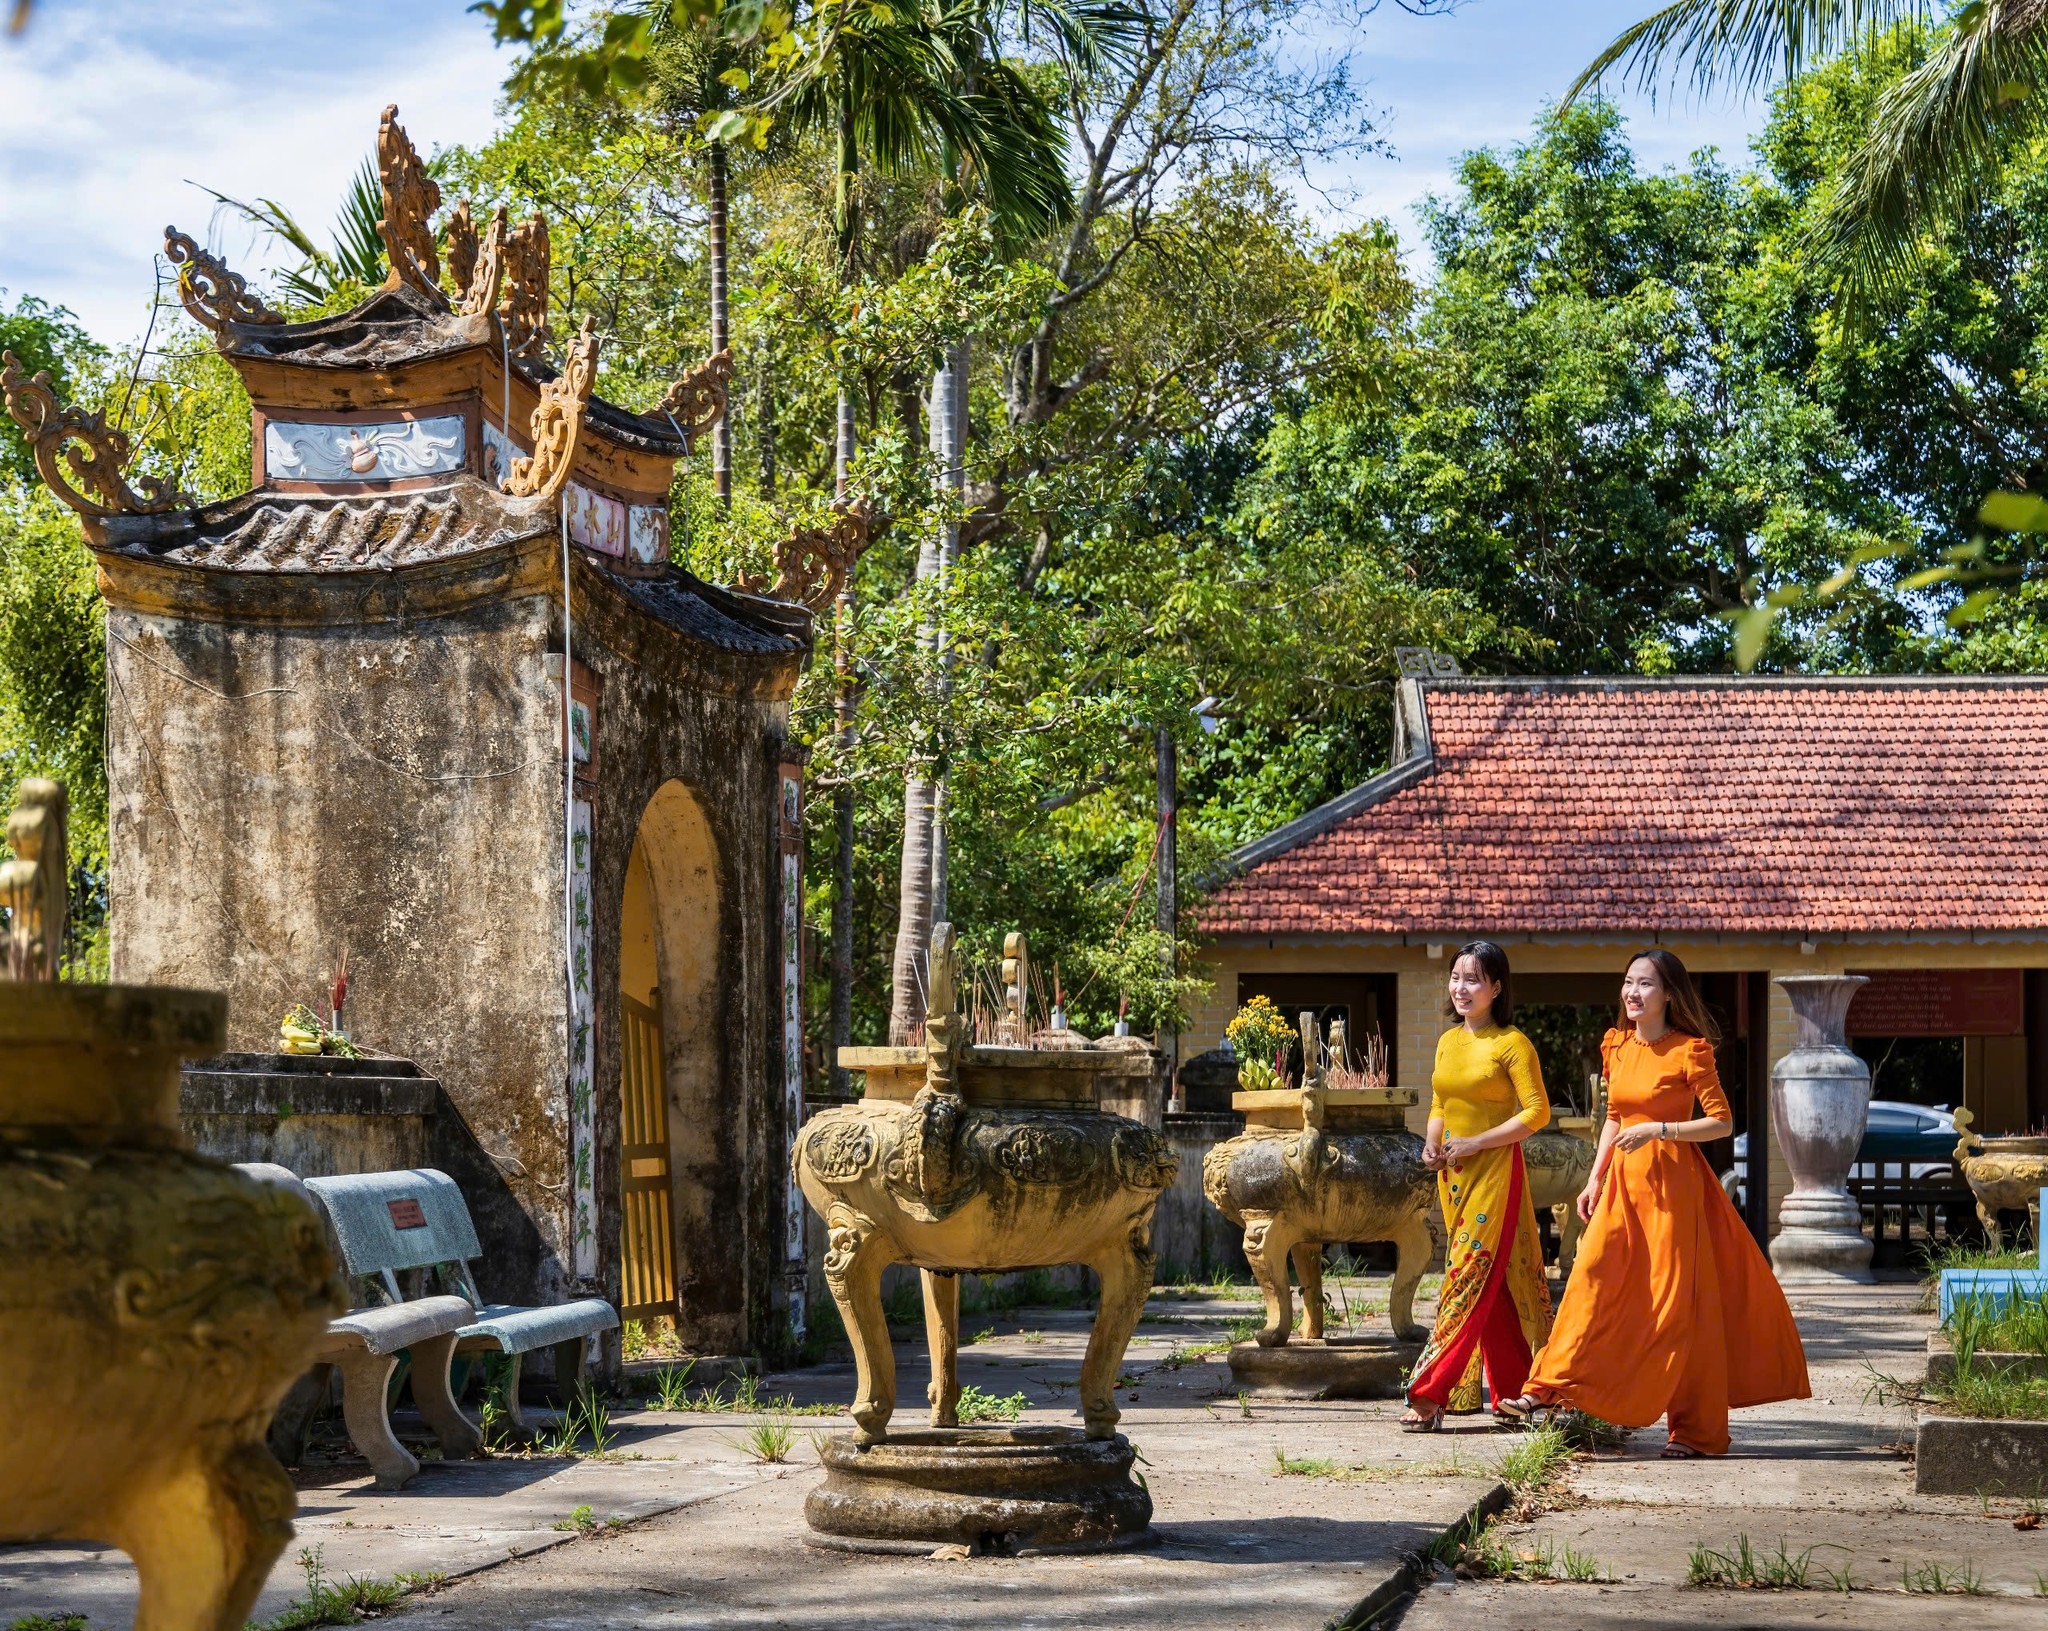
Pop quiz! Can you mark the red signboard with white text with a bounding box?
[1845,969,2023,1037]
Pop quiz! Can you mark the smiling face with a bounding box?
[1448,954,1501,1026]
[1622,956,1669,1030]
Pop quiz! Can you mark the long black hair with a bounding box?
[1619,948,1721,1045]
[1443,939,1514,1027]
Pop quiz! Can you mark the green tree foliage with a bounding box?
[0,292,105,483]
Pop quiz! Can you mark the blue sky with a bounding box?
[0,0,1773,346]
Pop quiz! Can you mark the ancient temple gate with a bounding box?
[0,107,848,1358]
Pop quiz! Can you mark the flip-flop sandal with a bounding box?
[1400,1407,1444,1433]
[1661,1441,1704,1459]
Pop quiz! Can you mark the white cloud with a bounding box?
[0,1,508,344]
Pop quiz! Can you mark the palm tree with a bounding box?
[1573,2,2048,305]
[777,0,1077,1053]
[884,0,1143,1045]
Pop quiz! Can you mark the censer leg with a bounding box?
[1080,1225,1155,1441]
[1290,1242,1325,1340]
[922,1269,961,1428]
[1241,1215,1297,1348]
[824,1206,899,1445]
[120,1441,296,1631]
[1387,1205,1431,1343]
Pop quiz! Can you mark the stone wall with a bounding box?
[1152,1111,1247,1281]
[181,1053,436,1175]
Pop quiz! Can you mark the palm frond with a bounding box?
[334,156,389,288]
[1567,1,1934,104]
[988,0,1149,75]
[1815,2,2048,308]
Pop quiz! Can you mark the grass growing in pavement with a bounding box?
[1685,1535,1852,1590]
[1270,1444,1339,1477]
[1902,1558,1988,1595]
[8,1618,91,1631]
[248,1546,405,1630]
[1496,1425,1574,1493]
[1869,1351,2048,1421]
[736,1418,795,1463]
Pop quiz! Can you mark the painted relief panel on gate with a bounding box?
[265,416,466,482]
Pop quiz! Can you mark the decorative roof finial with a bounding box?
[657,349,733,442]
[459,206,508,320]
[445,199,479,298]
[164,228,283,331]
[736,497,870,611]
[504,315,598,502]
[1,351,192,520]
[1,778,68,982]
[376,104,445,304]
[500,212,551,357]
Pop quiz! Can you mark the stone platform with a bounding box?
[1227,1335,1422,1399]
[805,1425,1151,1553]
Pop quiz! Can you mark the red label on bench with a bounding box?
[387,1198,427,1230]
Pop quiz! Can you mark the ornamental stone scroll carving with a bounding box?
[504,316,598,502]
[163,228,283,331]
[0,351,192,520]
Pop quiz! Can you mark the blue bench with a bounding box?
[1939,1185,2048,1322]
[304,1168,619,1444]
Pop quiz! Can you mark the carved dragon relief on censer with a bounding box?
[793,924,1177,1446]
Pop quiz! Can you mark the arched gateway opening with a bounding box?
[616,779,722,1343]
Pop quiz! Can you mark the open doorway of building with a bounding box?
[616,779,724,1351]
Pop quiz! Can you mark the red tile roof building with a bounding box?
[1205,677,2048,942]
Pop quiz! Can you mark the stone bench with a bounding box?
[304,1168,620,1452]
[238,1163,476,1490]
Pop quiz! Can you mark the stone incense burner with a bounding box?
[1952,1105,2048,1249]
[1202,1015,1433,1399]
[793,925,1175,1552]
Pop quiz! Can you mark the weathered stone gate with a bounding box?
[2,108,824,1357]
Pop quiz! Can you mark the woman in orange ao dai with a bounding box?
[1499,950,1808,1457]
[1401,941,1553,1431]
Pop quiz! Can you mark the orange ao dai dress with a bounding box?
[1407,1024,1553,1415]
[1522,1027,1809,1455]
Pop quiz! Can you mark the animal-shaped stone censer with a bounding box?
[1203,1012,1434,1398]
[793,924,1176,1552]
[0,780,342,1630]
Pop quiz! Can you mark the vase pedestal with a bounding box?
[803,1426,1153,1555]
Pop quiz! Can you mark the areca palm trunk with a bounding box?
[708,136,732,509]
[828,64,860,1087]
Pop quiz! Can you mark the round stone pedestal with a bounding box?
[804,1426,1152,1555]
[1769,1192,1875,1284]
[1227,1336,1422,1399]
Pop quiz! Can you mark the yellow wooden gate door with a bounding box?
[618,991,678,1321]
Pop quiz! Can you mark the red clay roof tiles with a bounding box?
[1201,679,2048,939]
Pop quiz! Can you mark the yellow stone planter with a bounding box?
[0,983,342,1631]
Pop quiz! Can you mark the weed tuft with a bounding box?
[737,1418,795,1463]
[248,1546,404,1630]
[1495,1425,1573,1493]
[955,1385,1028,1423]
[1270,1444,1338,1478]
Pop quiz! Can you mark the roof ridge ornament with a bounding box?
[738,497,870,611]
[1,351,193,520]
[1395,648,1461,679]
[376,104,446,306]
[445,199,479,299]
[458,206,508,320]
[658,349,733,442]
[163,228,284,331]
[504,315,598,502]
[500,212,551,357]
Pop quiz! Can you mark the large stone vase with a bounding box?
[1768,974,1875,1285]
[0,984,343,1630]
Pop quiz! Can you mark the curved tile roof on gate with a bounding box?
[1201,677,2048,940]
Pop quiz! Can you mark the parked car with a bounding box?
[1723,1101,1956,1210]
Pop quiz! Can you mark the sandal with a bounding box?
[1661,1441,1703,1460]
[1400,1404,1444,1433]
[1493,1394,1542,1425]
